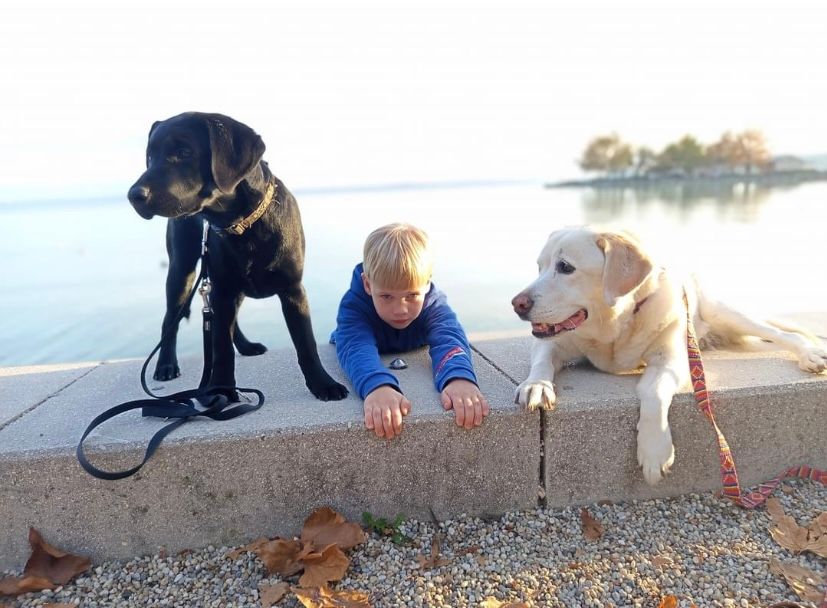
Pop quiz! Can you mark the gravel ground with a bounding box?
[3,480,825,608]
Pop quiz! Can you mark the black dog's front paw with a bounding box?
[154,363,181,381]
[307,375,349,402]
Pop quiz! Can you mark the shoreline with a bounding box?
[546,169,827,189]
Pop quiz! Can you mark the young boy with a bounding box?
[331,223,490,439]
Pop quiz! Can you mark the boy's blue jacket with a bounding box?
[331,263,478,399]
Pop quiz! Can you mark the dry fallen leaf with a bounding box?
[657,597,678,608]
[227,537,269,560]
[0,575,55,596]
[769,557,825,603]
[260,581,290,607]
[580,508,604,541]
[292,585,371,607]
[301,507,367,552]
[651,554,674,569]
[767,500,827,557]
[246,508,365,590]
[416,533,451,569]
[299,545,350,588]
[25,528,91,586]
[43,604,77,608]
[256,539,305,577]
[0,528,91,596]
[479,598,530,608]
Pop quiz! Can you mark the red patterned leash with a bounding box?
[684,304,826,507]
[685,299,827,606]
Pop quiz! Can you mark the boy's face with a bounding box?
[362,273,430,330]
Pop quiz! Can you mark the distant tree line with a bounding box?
[579,130,773,177]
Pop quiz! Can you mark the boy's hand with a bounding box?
[441,379,490,429]
[364,385,411,439]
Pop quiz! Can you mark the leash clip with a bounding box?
[199,277,212,313]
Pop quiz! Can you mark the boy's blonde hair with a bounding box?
[363,223,432,289]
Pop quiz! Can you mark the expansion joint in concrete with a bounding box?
[472,344,548,507]
[0,363,101,432]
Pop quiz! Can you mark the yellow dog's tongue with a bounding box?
[531,309,587,335]
[551,309,588,334]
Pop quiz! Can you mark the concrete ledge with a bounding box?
[1,317,826,571]
[0,345,535,570]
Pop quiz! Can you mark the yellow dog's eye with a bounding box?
[555,260,575,274]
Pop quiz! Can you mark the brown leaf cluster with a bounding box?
[242,507,365,588]
[767,498,827,557]
[237,507,369,605]
[580,508,604,541]
[0,528,90,597]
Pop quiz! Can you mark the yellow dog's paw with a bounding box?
[515,380,556,411]
[798,346,827,374]
[637,423,675,485]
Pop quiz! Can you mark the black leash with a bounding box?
[77,220,265,480]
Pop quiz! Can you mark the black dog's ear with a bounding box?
[145,121,160,168]
[202,115,266,194]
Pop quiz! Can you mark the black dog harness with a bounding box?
[77,220,265,480]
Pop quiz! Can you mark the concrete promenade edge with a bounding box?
[1,316,825,571]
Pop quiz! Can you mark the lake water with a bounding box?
[2,180,826,368]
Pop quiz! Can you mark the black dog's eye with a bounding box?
[556,260,575,274]
[177,147,192,159]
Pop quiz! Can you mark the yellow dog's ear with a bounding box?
[596,233,653,305]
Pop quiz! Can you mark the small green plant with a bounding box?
[362,511,408,545]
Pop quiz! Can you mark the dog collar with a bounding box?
[225,181,277,236]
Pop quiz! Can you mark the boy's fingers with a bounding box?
[381,407,394,438]
[473,399,484,426]
[454,397,466,427]
[372,407,386,438]
[401,397,412,416]
[391,403,403,436]
[463,398,475,429]
[364,407,374,429]
[440,393,452,411]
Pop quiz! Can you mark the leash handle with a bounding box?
[76,387,264,480]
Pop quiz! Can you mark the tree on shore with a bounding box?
[634,146,657,176]
[735,129,771,174]
[707,130,771,174]
[579,133,634,176]
[656,135,706,175]
[707,131,740,171]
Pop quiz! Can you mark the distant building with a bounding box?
[771,155,809,172]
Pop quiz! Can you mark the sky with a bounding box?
[2,0,827,201]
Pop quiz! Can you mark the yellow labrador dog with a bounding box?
[511,226,827,485]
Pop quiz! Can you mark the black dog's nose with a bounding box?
[128,184,150,205]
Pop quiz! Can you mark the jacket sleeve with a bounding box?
[424,298,478,392]
[334,298,400,400]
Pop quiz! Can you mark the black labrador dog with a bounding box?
[127,112,348,401]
